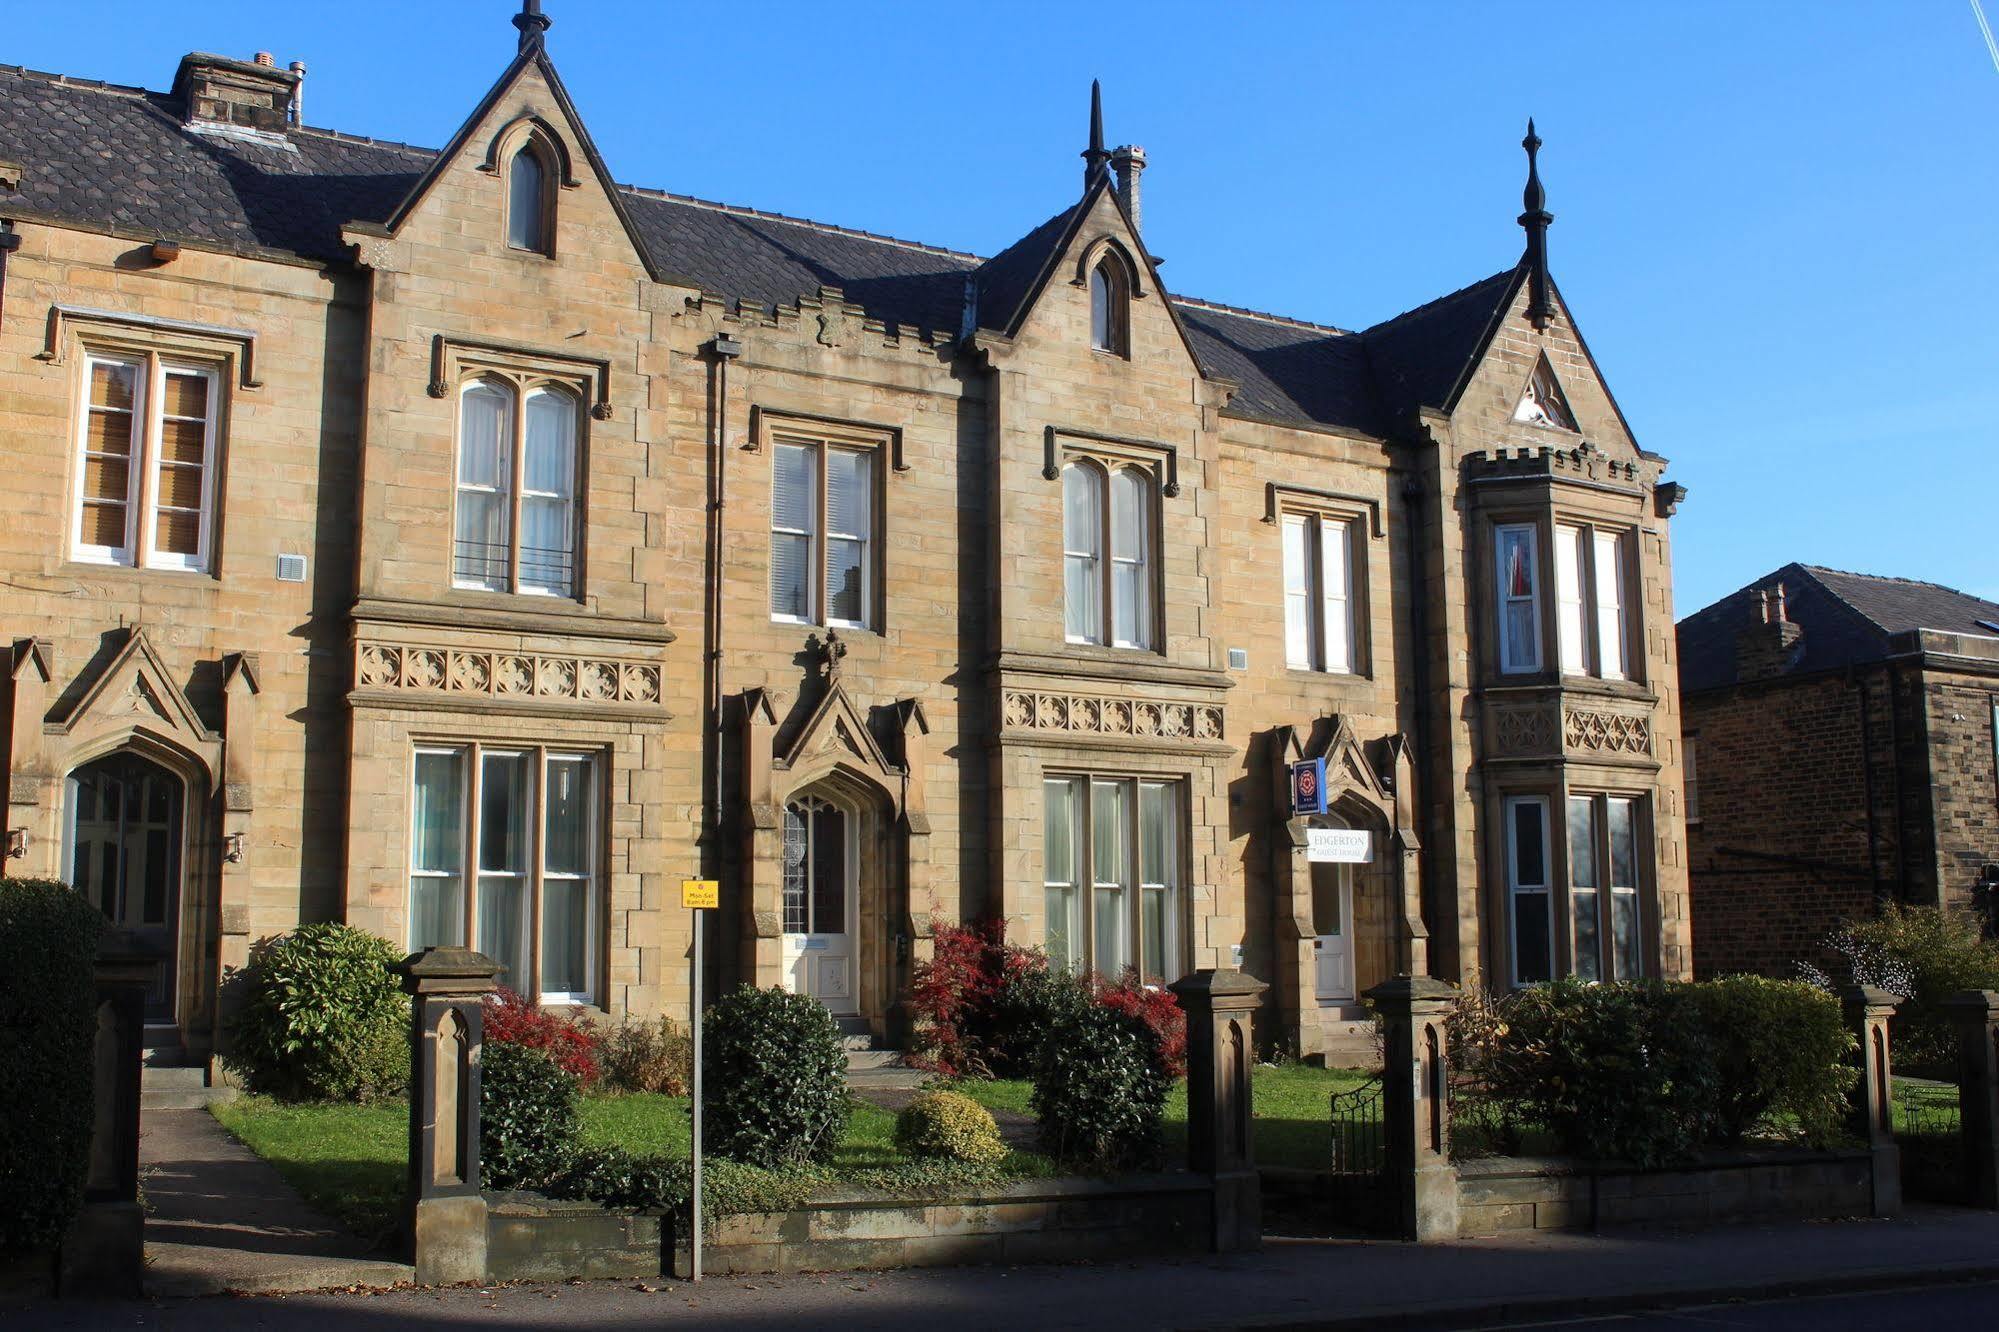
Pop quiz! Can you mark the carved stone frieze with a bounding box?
[1563,707,1652,755]
[356,640,662,707]
[1002,688,1223,743]
[1491,705,1556,757]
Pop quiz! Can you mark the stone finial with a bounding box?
[514,0,553,54]
[1518,118,1555,331]
[1082,80,1111,189]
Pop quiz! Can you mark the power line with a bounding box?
[1974,0,1999,76]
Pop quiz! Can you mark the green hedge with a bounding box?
[1454,976,1857,1166]
[0,878,104,1250]
[1031,1000,1170,1171]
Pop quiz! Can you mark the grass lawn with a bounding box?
[951,1062,1375,1171]
[212,1091,1042,1244]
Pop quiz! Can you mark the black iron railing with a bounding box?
[1330,1076,1387,1176]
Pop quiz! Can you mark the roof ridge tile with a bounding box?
[618,184,983,263]
[1170,295,1353,337]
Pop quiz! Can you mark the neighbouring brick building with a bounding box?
[0,7,1692,1072]
[1679,565,1999,978]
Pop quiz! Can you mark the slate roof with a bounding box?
[0,59,1518,439]
[1677,563,1999,693]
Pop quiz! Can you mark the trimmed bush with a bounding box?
[704,986,847,1168]
[894,1090,1008,1166]
[0,878,104,1250]
[600,1014,693,1095]
[1494,979,1718,1167]
[226,921,407,1102]
[481,1040,580,1191]
[483,988,602,1086]
[1690,975,1856,1148]
[1032,1000,1170,1170]
[907,921,1047,1077]
[560,1145,688,1213]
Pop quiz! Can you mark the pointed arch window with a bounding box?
[1089,260,1128,355]
[1063,458,1155,649]
[507,144,552,255]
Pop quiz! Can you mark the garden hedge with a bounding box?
[225,921,409,1102]
[0,877,104,1250]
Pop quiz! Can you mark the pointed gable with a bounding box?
[1362,267,1523,427]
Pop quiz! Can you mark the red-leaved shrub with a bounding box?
[906,920,1043,1077]
[1095,972,1188,1078]
[483,988,602,1087]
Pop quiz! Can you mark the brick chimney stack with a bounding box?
[1111,145,1147,234]
[1734,581,1805,682]
[172,52,299,135]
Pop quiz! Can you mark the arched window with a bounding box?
[507,145,549,254]
[1063,459,1155,650]
[1089,260,1127,354]
[455,377,578,597]
[1062,461,1103,643]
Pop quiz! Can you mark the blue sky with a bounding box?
[11,2,1996,614]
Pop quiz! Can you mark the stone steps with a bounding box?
[142,1058,237,1112]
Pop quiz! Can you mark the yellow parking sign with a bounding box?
[681,879,719,909]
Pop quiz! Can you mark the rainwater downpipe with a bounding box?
[705,332,742,996]
[1400,474,1434,973]
[0,221,20,331]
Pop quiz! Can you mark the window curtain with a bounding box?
[457,382,513,589]
[825,448,871,625]
[521,388,576,595]
[771,444,817,620]
[1063,465,1101,642]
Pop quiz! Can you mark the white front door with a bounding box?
[1311,861,1354,1004]
[780,796,857,1014]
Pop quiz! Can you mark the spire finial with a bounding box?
[1517,117,1555,331]
[1082,79,1111,189]
[514,0,552,55]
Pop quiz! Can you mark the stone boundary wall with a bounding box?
[484,1173,1214,1282]
[1456,1148,1876,1235]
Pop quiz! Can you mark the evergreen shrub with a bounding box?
[894,1090,1008,1166]
[600,1013,694,1095]
[481,1040,580,1191]
[226,921,407,1102]
[704,986,847,1168]
[1032,1000,1171,1171]
[0,878,103,1250]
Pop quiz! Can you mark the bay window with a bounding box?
[1554,523,1631,680]
[1495,523,1542,674]
[1505,795,1553,985]
[454,377,579,598]
[72,351,221,572]
[1281,510,1357,673]
[770,437,875,629]
[409,744,600,1004]
[1569,793,1642,982]
[1043,774,1181,982]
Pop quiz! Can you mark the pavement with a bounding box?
[138,1108,413,1297]
[6,1197,1996,1330]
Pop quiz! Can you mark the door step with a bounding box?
[142,1057,237,1112]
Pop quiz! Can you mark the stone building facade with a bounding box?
[0,11,1690,1069]
[1679,566,1999,978]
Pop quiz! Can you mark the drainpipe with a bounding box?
[0,221,20,331]
[1400,473,1433,977]
[703,332,741,998]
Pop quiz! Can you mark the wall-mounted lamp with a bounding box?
[5,827,26,859]
[222,832,244,864]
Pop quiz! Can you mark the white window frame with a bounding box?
[1063,457,1158,651]
[1504,794,1553,987]
[405,742,601,1006]
[1281,509,1357,673]
[1566,791,1645,983]
[71,350,221,573]
[768,435,877,630]
[1495,523,1543,674]
[452,375,582,599]
[1042,773,1182,983]
[1555,521,1632,680]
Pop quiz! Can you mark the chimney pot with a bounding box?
[254,51,274,66]
[1736,583,1805,682]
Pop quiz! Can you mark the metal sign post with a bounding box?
[682,879,718,1283]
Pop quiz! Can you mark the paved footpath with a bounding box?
[138,1108,412,1296]
[9,1201,1999,1330]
